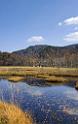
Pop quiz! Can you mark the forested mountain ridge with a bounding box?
[0,44,78,67]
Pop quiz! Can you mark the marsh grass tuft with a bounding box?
[0,101,33,124]
[7,76,26,82]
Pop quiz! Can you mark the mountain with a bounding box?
[0,44,78,67]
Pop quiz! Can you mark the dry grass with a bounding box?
[75,81,78,89]
[0,101,33,124]
[0,66,78,83]
[0,66,78,77]
[43,76,68,82]
[0,66,78,76]
[7,76,26,82]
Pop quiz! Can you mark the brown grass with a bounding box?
[0,66,78,83]
[0,101,33,124]
[0,67,78,77]
[7,76,26,82]
[75,81,78,89]
[43,76,68,82]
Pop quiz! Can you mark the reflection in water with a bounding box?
[0,79,78,124]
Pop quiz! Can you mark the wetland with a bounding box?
[0,76,78,124]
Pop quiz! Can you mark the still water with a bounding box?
[0,78,78,124]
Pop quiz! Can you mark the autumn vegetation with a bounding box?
[0,101,33,124]
[0,67,78,83]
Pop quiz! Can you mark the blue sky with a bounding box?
[0,0,78,52]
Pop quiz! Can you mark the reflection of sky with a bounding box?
[64,89,78,101]
[0,79,78,124]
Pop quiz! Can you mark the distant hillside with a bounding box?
[0,44,78,67]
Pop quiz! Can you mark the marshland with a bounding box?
[0,66,78,80]
[0,67,78,124]
[0,0,78,123]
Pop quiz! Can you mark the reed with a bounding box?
[0,101,33,124]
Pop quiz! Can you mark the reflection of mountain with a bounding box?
[0,44,78,67]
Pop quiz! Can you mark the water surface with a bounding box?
[0,78,78,124]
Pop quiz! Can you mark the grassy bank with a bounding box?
[0,101,33,124]
[0,66,78,82]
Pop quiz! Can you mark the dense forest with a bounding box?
[0,44,78,67]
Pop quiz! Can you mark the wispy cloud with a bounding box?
[27,36,44,43]
[64,32,78,42]
[58,16,78,26]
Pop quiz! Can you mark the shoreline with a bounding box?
[0,66,78,83]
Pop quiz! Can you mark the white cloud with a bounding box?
[64,31,78,42]
[64,16,78,25]
[27,36,44,43]
[58,16,78,26]
[58,16,78,42]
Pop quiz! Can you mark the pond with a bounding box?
[0,78,78,124]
